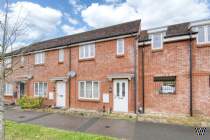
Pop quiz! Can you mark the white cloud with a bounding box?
[1,1,63,49]
[82,0,210,29]
[69,0,86,14]
[61,24,86,35]
[81,3,140,28]
[68,17,79,25]
[64,13,79,25]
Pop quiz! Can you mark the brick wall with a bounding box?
[6,35,210,116]
[8,48,70,107]
[7,37,136,113]
[138,39,210,116]
[192,41,210,116]
[138,40,191,115]
[69,37,136,112]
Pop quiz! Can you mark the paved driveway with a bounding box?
[5,107,210,140]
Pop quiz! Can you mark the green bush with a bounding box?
[17,96,44,109]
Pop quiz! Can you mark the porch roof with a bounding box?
[49,76,69,82]
[107,73,134,81]
[15,75,33,82]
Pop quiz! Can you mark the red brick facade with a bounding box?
[138,39,210,116]
[4,20,210,117]
[7,36,136,113]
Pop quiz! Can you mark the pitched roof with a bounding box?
[139,22,191,42]
[13,20,141,55]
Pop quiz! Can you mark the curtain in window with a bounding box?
[198,26,205,43]
[80,82,85,97]
[93,82,99,98]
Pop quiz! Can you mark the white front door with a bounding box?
[56,81,66,108]
[113,79,128,112]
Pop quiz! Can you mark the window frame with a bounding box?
[58,49,64,62]
[197,25,210,44]
[151,33,164,50]
[35,52,45,65]
[116,38,125,55]
[154,76,176,94]
[79,43,95,60]
[5,57,12,68]
[34,82,48,97]
[78,81,100,100]
[20,56,25,66]
[4,83,13,96]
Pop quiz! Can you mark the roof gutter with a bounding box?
[138,34,197,46]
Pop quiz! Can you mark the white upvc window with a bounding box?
[21,56,24,66]
[58,49,64,62]
[79,43,95,59]
[79,81,99,100]
[5,57,12,68]
[34,82,48,97]
[35,52,45,64]
[117,39,124,55]
[151,33,164,50]
[197,25,210,44]
[4,83,13,96]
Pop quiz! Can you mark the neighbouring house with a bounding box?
[4,19,210,117]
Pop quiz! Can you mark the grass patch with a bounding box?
[5,121,117,140]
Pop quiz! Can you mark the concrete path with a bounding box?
[5,107,210,140]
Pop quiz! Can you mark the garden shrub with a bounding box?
[17,96,44,109]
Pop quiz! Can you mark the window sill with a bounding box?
[197,43,210,48]
[4,95,13,97]
[34,95,46,98]
[152,48,163,53]
[116,54,125,58]
[78,98,100,102]
[58,61,64,64]
[5,67,12,70]
[159,92,176,95]
[79,58,95,62]
[34,64,45,67]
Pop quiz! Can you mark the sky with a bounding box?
[0,0,210,48]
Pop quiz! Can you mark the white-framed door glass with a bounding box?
[56,81,66,108]
[113,79,128,112]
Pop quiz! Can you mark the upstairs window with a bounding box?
[34,82,48,97]
[117,39,124,55]
[5,57,12,68]
[4,83,13,96]
[35,52,45,64]
[79,44,95,59]
[20,56,24,66]
[197,25,210,44]
[151,33,164,50]
[58,49,64,62]
[154,76,176,94]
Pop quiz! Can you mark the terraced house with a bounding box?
[4,19,210,117]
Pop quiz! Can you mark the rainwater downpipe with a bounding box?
[141,42,145,114]
[189,31,193,117]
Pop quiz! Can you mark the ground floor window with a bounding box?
[79,81,99,100]
[4,83,13,96]
[154,76,176,94]
[34,82,48,97]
